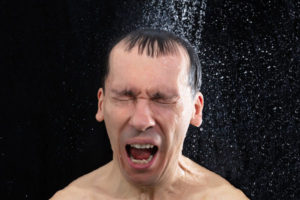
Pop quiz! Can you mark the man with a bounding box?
[51,28,248,199]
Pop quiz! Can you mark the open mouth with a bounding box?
[126,144,158,164]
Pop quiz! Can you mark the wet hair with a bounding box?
[102,28,201,96]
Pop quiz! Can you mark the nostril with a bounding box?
[144,126,153,132]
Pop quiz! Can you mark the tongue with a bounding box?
[130,148,151,160]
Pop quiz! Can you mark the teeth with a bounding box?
[130,155,153,164]
[130,144,154,149]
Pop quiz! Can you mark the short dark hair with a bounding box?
[101,28,202,96]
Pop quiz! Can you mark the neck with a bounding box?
[106,155,186,199]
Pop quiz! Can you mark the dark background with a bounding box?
[2,0,299,199]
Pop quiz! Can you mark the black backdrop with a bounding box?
[2,0,299,199]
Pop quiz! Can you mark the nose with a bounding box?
[129,98,155,132]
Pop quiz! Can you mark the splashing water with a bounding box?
[138,0,207,53]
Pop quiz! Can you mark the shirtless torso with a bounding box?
[51,156,248,200]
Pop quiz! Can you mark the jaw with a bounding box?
[114,129,185,187]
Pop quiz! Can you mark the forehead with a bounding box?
[107,41,190,82]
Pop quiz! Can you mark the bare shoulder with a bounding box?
[50,185,92,200]
[50,162,113,200]
[180,156,249,200]
[203,184,249,200]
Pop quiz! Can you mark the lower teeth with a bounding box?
[130,155,153,164]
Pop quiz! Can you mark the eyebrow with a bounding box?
[149,91,179,99]
[110,88,140,96]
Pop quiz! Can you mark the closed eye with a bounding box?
[112,96,135,101]
[111,89,137,101]
[153,98,177,104]
[151,93,178,104]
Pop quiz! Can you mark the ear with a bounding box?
[95,88,105,122]
[190,92,204,127]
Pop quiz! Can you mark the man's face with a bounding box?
[96,41,203,186]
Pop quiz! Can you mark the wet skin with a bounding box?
[51,41,249,200]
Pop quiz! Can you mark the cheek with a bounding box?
[151,103,187,147]
[151,104,177,128]
[103,102,130,152]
